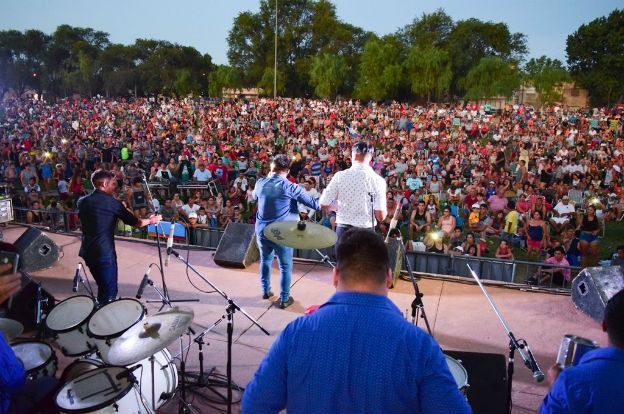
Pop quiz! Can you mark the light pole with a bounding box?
[274,0,278,99]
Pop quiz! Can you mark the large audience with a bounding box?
[1,96,623,273]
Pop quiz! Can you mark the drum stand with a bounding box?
[466,264,544,414]
[314,249,335,268]
[168,247,270,414]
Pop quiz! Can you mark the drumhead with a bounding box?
[55,366,135,412]
[11,341,53,372]
[46,296,96,333]
[445,355,468,388]
[87,298,145,339]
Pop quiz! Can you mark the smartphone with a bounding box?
[0,251,20,309]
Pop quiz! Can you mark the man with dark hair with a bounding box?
[252,154,320,308]
[320,141,387,240]
[540,288,624,413]
[78,169,162,304]
[243,228,471,413]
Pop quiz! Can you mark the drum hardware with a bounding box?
[167,246,269,414]
[467,264,544,414]
[71,262,96,302]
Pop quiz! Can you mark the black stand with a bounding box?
[466,264,544,414]
[396,235,432,334]
[368,192,375,231]
[169,248,270,414]
[34,282,48,340]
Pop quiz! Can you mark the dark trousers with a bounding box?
[85,253,118,305]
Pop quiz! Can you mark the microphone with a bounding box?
[136,264,153,299]
[165,223,175,266]
[384,205,401,243]
[72,263,82,292]
[522,341,545,382]
[116,364,142,381]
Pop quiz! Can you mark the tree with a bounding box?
[398,9,454,49]
[462,56,521,101]
[524,56,571,106]
[354,36,403,100]
[309,53,348,98]
[404,46,451,102]
[566,9,624,105]
[208,65,241,97]
[258,67,285,97]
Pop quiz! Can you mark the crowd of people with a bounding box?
[1,96,623,273]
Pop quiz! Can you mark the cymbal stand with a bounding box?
[169,248,270,414]
[314,249,335,268]
[174,328,200,414]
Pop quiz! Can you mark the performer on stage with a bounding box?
[78,169,162,304]
[319,141,387,240]
[253,154,320,309]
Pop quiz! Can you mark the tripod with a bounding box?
[168,247,270,414]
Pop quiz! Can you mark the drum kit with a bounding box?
[2,297,194,414]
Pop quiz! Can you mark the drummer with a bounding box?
[0,263,58,414]
[252,154,321,309]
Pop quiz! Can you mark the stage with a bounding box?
[5,225,606,413]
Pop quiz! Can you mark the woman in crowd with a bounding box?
[578,205,602,266]
[526,210,548,258]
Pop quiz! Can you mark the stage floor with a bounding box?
[6,226,606,414]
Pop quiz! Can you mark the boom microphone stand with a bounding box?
[466,264,544,414]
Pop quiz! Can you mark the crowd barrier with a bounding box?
[12,206,578,290]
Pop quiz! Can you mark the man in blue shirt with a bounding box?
[253,154,319,309]
[243,228,472,413]
[78,169,161,304]
[540,288,624,414]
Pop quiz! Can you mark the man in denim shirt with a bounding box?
[243,229,472,413]
[253,154,319,309]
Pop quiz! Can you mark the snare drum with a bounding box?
[87,298,146,364]
[46,295,97,356]
[135,348,178,410]
[55,366,147,413]
[11,341,58,380]
[557,335,599,368]
[445,354,469,395]
[60,357,104,383]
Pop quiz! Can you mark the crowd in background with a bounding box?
[1,96,623,274]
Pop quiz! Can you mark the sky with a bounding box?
[0,0,621,65]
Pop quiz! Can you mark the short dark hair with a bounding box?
[335,228,389,285]
[351,141,373,154]
[272,154,291,172]
[91,169,115,188]
[605,289,624,346]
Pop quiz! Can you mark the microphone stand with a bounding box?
[140,173,197,310]
[74,265,96,301]
[168,247,270,414]
[466,264,544,414]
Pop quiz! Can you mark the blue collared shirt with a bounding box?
[540,347,624,414]
[0,333,26,414]
[243,291,472,414]
[253,174,319,239]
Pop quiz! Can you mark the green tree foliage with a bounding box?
[398,9,454,49]
[462,56,521,100]
[524,56,571,106]
[404,46,452,102]
[309,53,347,98]
[258,67,285,97]
[208,65,242,97]
[354,36,404,101]
[566,9,624,106]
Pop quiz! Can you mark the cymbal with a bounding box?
[0,318,23,341]
[264,221,337,249]
[107,306,194,366]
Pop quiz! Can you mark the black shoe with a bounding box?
[262,291,274,300]
[279,296,294,309]
[526,277,538,286]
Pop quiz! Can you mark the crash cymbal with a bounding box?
[0,318,23,341]
[264,221,337,250]
[107,306,194,366]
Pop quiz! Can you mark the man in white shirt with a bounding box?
[298,178,319,219]
[180,197,200,219]
[233,172,248,191]
[193,163,212,182]
[550,195,576,234]
[320,141,387,240]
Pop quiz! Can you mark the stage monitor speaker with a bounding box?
[13,227,60,272]
[444,350,508,414]
[214,223,259,269]
[6,279,56,331]
[572,266,624,322]
[386,238,404,288]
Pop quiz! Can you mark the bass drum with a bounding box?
[135,348,178,411]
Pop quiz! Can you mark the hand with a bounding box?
[149,214,162,225]
[547,364,562,386]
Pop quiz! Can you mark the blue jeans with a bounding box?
[85,253,118,305]
[256,236,293,302]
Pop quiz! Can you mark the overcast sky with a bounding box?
[0,0,621,65]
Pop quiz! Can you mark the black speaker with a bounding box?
[444,350,508,414]
[6,279,56,331]
[572,266,624,322]
[386,238,404,288]
[13,227,60,272]
[214,223,259,268]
